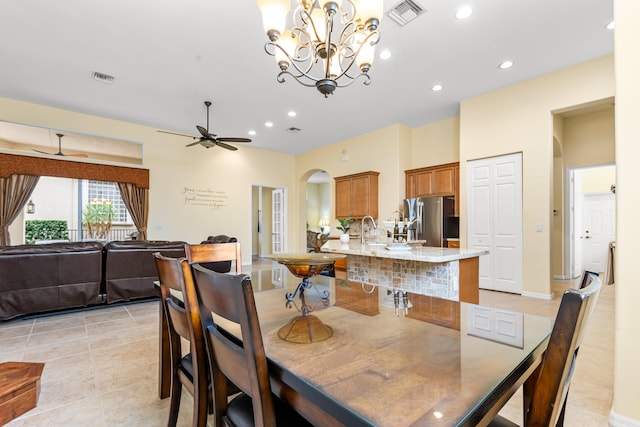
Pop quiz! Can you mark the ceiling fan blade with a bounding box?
[185,139,202,147]
[64,153,89,158]
[215,141,238,151]
[157,129,198,139]
[33,149,53,155]
[196,125,216,139]
[216,137,252,143]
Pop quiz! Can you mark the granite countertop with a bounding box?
[321,240,488,262]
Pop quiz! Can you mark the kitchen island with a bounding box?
[321,240,488,304]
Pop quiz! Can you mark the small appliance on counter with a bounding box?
[403,196,459,247]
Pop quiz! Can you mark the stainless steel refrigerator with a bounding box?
[403,196,459,247]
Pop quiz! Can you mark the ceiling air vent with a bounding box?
[388,0,426,27]
[92,71,114,84]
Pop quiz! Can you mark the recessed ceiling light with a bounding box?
[432,84,443,92]
[287,111,296,117]
[498,60,514,70]
[265,122,274,127]
[248,130,256,136]
[606,21,615,30]
[379,49,392,60]
[455,6,472,19]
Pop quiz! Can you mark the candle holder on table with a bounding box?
[273,253,345,344]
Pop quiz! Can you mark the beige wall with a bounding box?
[551,116,565,277]
[459,55,615,298]
[0,98,298,263]
[613,0,640,422]
[563,108,615,167]
[410,116,460,168]
[580,165,616,193]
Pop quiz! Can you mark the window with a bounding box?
[85,180,131,224]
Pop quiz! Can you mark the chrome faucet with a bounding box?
[361,215,377,246]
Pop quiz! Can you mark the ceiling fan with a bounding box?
[158,101,252,151]
[33,133,88,158]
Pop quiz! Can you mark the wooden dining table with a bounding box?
[158,266,552,426]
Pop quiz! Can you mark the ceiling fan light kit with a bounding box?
[257,0,383,97]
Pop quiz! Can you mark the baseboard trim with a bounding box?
[521,290,555,300]
[610,411,640,426]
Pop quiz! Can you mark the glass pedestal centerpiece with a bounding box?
[273,253,346,344]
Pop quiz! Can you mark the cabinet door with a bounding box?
[405,172,416,199]
[454,165,460,216]
[432,167,454,195]
[335,179,351,218]
[415,171,433,197]
[350,175,372,217]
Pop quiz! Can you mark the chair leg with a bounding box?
[555,395,568,426]
[168,376,182,427]
[193,383,208,427]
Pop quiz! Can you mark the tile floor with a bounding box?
[0,263,614,426]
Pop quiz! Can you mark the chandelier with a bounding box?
[257,0,383,97]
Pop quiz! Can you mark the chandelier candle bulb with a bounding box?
[258,0,383,97]
[257,0,289,38]
[275,30,296,69]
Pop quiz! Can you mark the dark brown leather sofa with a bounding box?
[102,240,186,303]
[0,240,189,320]
[0,241,104,321]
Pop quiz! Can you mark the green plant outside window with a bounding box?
[25,220,69,244]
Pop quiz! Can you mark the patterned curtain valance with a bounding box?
[0,152,149,188]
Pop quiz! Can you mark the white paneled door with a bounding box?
[467,153,523,293]
[581,193,615,273]
[271,188,286,254]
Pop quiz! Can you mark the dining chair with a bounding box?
[153,253,210,427]
[189,263,313,427]
[489,275,602,427]
[185,241,242,274]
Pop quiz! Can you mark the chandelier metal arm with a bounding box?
[266,41,318,82]
[277,68,371,90]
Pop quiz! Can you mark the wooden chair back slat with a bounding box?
[166,299,190,340]
[185,242,242,274]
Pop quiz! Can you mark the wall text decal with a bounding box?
[180,186,228,210]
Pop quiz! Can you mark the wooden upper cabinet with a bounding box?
[406,163,459,215]
[454,164,460,216]
[335,179,352,218]
[432,167,454,195]
[415,170,432,197]
[335,171,379,219]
